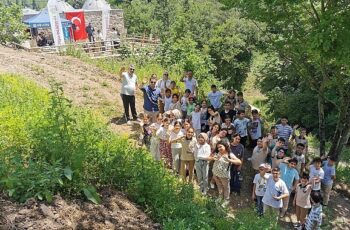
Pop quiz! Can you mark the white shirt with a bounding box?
[309,165,324,190]
[262,175,289,208]
[156,79,171,92]
[191,111,201,130]
[164,96,172,112]
[156,127,168,140]
[169,130,184,148]
[121,72,137,95]
[253,173,270,197]
[208,91,223,109]
[183,77,198,94]
[181,96,187,111]
[194,143,211,161]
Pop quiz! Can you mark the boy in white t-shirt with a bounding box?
[309,157,324,192]
[252,163,271,216]
[163,88,173,112]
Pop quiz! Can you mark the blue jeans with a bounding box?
[256,196,264,216]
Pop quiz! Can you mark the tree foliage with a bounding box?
[0,3,26,44]
[226,0,350,158]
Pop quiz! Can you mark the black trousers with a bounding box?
[121,94,137,120]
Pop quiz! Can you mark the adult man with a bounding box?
[279,158,300,217]
[235,92,250,113]
[275,116,293,152]
[140,76,162,122]
[262,168,289,217]
[250,137,269,171]
[321,156,336,206]
[207,84,224,110]
[120,65,138,124]
[86,23,95,42]
[156,71,171,113]
[182,71,198,97]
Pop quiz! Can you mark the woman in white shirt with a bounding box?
[194,133,212,195]
[169,121,185,173]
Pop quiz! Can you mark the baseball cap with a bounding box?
[259,163,266,168]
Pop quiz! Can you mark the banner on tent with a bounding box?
[65,11,88,41]
[47,0,65,47]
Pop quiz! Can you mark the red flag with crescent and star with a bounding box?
[65,11,87,41]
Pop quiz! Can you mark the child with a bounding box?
[156,118,171,168]
[150,113,163,160]
[194,133,212,195]
[169,121,185,174]
[163,88,173,112]
[180,127,196,182]
[190,104,202,137]
[141,114,152,148]
[149,124,160,161]
[212,141,241,207]
[200,100,209,133]
[207,105,221,127]
[233,110,250,147]
[292,143,306,175]
[303,191,323,230]
[252,163,270,216]
[186,96,195,118]
[181,89,191,119]
[321,155,336,206]
[309,157,324,192]
[235,91,250,114]
[271,138,287,169]
[249,109,264,148]
[293,173,312,228]
[169,80,180,96]
[251,137,269,171]
[292,126,309,155]
[207,84,224,110]
[221,115,235,140]
[169,94,181,111]
[220,101,236,123]
[224,89,236,110]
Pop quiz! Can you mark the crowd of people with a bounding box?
[119,65,337,230]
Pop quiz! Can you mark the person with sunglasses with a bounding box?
[140,75,162,123]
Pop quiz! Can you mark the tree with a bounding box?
[0,3,26,45]
[224,0,350,159]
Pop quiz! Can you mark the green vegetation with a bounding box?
[0,73,277,229]
[0,3,26,44]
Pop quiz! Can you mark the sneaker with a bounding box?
[279,210,286,218]
[127,120,132,125]
[210,182,215,189]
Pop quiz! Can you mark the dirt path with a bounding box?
[0,190,158,229]
[0,46,143,136]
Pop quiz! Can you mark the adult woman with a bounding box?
[212,140,241,207]
[180,127,196,182]
[169,121,185,173]
[194,133,211,195]
[230,134,245,195]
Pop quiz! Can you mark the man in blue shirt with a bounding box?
[140,76,162,123]
[321,155,336,206]
[279,157,299,217]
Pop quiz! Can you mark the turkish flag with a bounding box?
[65,11,87,41]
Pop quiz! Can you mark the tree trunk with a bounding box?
[328,100,350,160]
[318,87,326,156]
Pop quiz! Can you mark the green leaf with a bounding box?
[58,178,64,185]
[44,190,53,203]
[37,193,43,200]
[64,167,73,180]
[83,186,101,204]
[8,189,15,197]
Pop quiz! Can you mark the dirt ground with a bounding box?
[1,46,349,229]
[0,190,159,230]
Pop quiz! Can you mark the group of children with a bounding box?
[136,74,336,229]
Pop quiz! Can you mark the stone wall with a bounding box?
[84,9,125,40]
